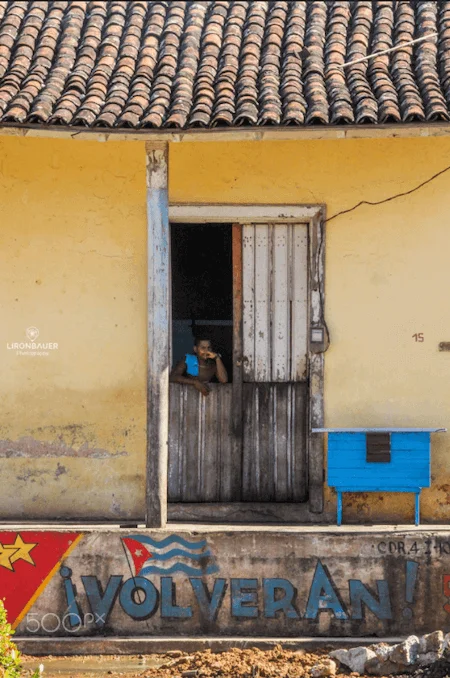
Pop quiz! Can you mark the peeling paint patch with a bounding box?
[435,484,450,508]
[16,468,49,482]
[55,462,67,479]
[0,437,128,459]
[17,462,68,482]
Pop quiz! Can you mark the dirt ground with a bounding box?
[20,648,450,678]
[21,648,330,678]
[141,647,329,678]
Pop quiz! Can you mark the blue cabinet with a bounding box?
[312,428,445,525]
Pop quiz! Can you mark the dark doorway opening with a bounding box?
[170,223,233,380]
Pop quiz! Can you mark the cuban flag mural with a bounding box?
[122,535,219,577]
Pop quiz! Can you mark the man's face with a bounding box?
[194,340,212,360]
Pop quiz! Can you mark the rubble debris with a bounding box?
[390,636,420,666]
[311,658,337,677]
[141,646,326,678]
[329,631,450,676]
[330,647,376,674]
[21,635,450,678]
[420,631,444,655]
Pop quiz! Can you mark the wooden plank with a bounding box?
[259,384,275,500]
[308,352,324,513]
[20,124,450,147]
[146,142,169,528]
[184,388,202,502]
[170,204,328,223]
[167,501,332,524]
[307,211,326,513]
[202,386,219,501]
[254,224,271,381]
[293,382,308,500]
[168,385,182,501]
[291,224,308,381]
[329,471,430,489]
[313,428,444,433]
[274,384,289,501]
[218,385,236,501]
[242,382,258,499]
[391,433,432,448]
[242,224,255,380]
[272,224,289,381]
[230,223,243,501]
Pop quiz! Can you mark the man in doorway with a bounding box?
[169,337,228,396]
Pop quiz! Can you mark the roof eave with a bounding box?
[2,122,450,143]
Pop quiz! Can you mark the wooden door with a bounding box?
[241,223,308,501]
[168,222,309,507]
[168,383,238,501]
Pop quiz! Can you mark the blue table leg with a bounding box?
[415,491,420,526]
[337,491,342,526]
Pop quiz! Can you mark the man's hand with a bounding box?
[204,351,218,360]
[194,380,211,397]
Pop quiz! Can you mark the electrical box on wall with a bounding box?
[310,326,329,353]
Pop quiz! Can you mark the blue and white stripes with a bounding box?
[124,535,219,576]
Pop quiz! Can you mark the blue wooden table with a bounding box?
[312,428,446,525]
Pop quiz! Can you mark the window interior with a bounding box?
[170,223,233,380]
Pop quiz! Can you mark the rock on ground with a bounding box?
[330,647,376,675]
[330,634,447,676]
[390,636,420,666]
[420,631,444,655]
[310,658,337,677]
[417,652,443,667]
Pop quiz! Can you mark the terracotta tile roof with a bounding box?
[0,0,449,130]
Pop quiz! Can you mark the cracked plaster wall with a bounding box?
[0,136,147,520]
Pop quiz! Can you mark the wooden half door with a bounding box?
[240,222,309,502]
[168,221,309,508]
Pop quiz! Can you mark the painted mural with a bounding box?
[0,532,81,629]
[3,530,450,637]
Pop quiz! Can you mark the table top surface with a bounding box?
[312,428,447,433]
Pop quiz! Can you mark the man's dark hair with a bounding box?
[194,336,212,347]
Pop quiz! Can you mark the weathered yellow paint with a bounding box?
[0,136,147,519]
[2,132,450,524]
[170,137,450,523]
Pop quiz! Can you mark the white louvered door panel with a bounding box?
[242,223,308,383]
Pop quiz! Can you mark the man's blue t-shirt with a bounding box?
[185,354,199,377]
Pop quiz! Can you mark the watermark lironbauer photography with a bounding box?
[6,327,59,357]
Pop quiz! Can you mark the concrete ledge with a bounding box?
[3,522,450,532]
[16,636,406,656]
[6,528,450,641]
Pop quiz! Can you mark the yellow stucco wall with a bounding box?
[2,133,450,523]
[170,137,450,523]
[0,136,147,519]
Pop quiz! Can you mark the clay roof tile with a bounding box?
[0,0,448,129]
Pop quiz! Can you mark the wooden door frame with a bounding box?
[164,204,327,523]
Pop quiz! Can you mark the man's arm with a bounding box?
[169,359,210,396]
[214,356,228,384]
[169,359,195,385]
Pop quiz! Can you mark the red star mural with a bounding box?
[0,531,81,628]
